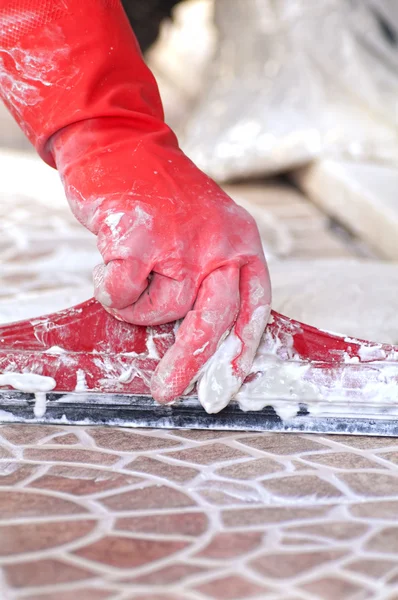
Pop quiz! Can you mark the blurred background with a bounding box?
[145,0,398,178]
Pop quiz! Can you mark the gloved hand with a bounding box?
[0,0,271,411]
[53,126,271,411]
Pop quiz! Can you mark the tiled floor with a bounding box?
[2,426,398,599]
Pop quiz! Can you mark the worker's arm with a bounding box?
[0,0,271,410]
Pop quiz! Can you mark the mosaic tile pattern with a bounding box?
[2,425,398,599]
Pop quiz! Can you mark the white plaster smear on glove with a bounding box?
[198,305,271,413]
[198,333,242,414]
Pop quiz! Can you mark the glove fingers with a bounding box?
[108,272,197,326]
[197,258,271,413]
[93,258,150,309]
[232,258,272,378]
[150,265,240,403]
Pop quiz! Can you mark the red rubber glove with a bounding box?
[0,0,271,411]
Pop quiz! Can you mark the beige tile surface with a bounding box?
[294,159,398,260]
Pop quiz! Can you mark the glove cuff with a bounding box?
[0,0,167,165]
